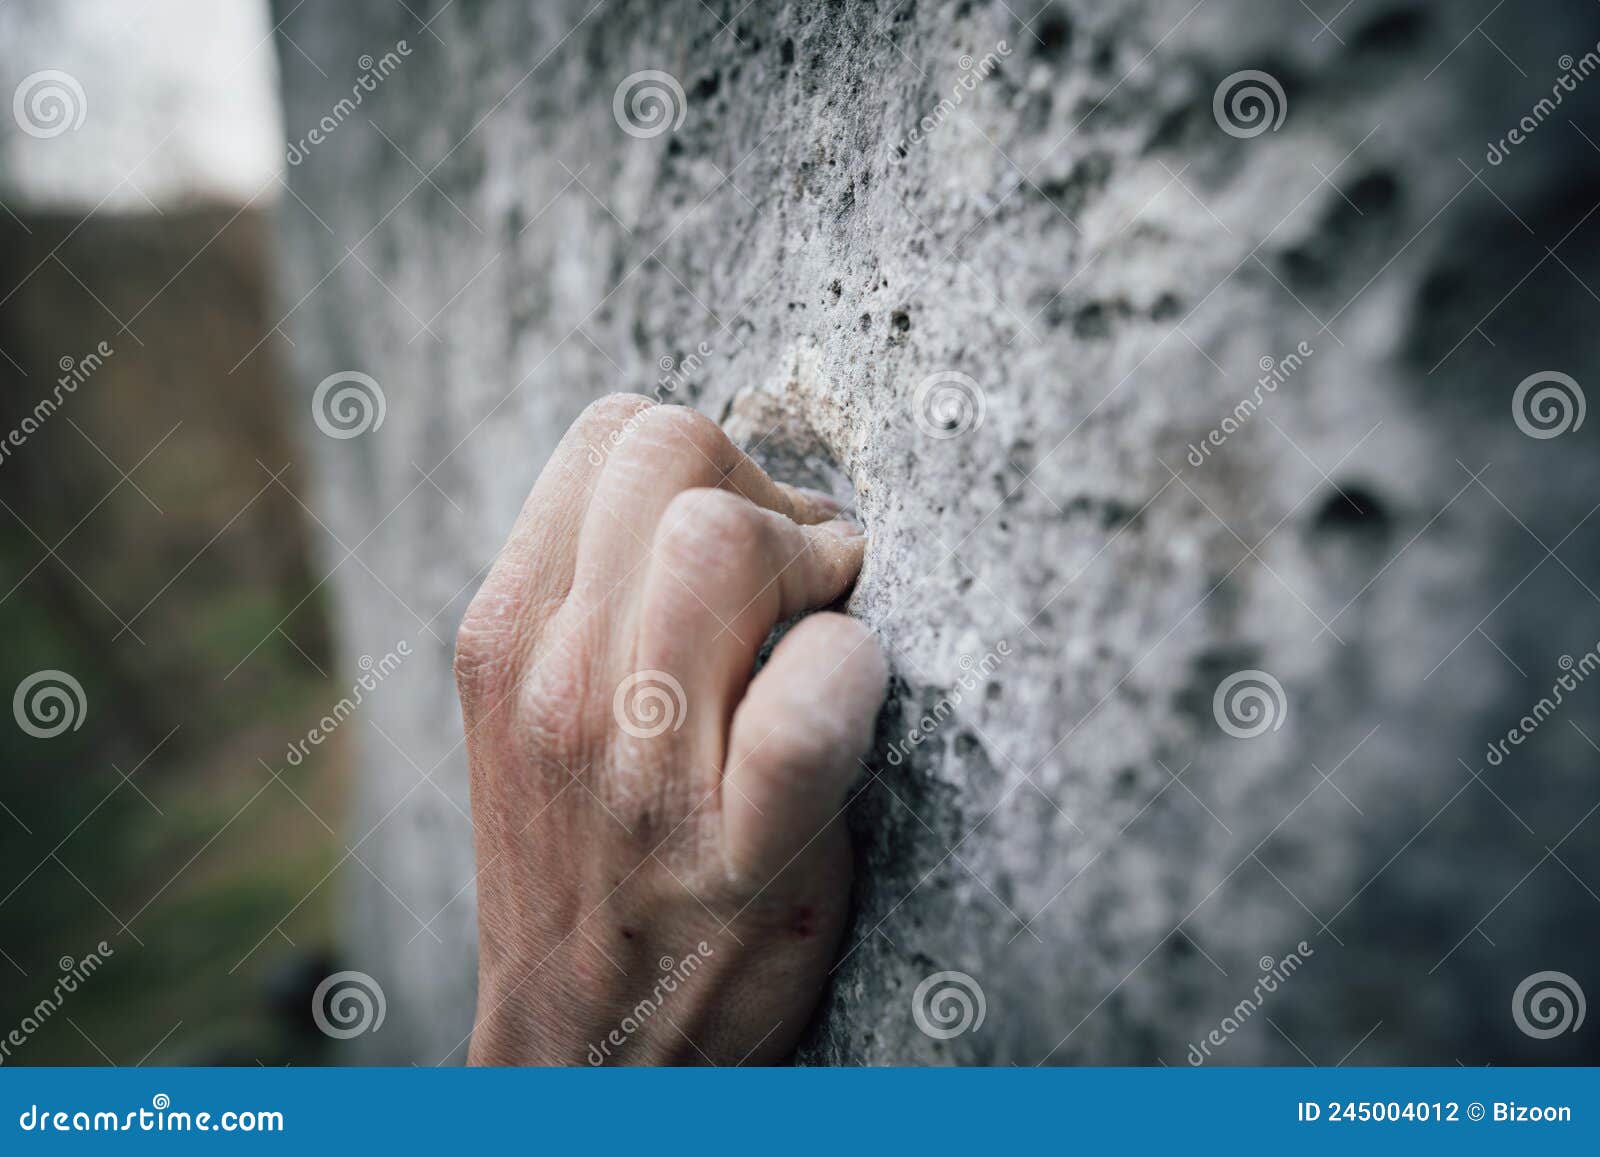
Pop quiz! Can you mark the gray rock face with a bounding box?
[274,0,1600,1065]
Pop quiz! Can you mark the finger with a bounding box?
[457,393,656,697]
[637,489,866,719]
[573,406,840,595]
[770,481,848,526]
[474,393,657,609]
[719,613,887,884]
[616,409,837,524]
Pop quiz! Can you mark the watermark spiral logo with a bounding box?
[13,70,87,139]
[613,70,687,139]
[311,970,386,1039]
[1212,669,1287,739]
[1213,70,1287,139]
[312,371,386,439]
[1511,371,1585,440]
[13,670,87,739]
[1512,970,1586,1039]
[151,1094,170,1111]
[911,970,986,1039]
[912,371,986,439]
[612,669,688,739]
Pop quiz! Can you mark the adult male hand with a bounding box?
[457,396,887,1065]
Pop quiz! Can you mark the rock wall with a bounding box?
[273,0,1600,1065]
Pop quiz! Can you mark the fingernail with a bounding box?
[820,516,866,538]
[796,486,844,515]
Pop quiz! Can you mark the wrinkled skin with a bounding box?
[456,396,887,1065]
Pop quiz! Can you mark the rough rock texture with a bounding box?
[274,0,1600,1065]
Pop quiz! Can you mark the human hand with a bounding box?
[456,396,887,1065]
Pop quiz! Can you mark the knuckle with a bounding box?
[575,392,656,439]
[514,626,604,767]
[764,709,863,777]
[655,489,773,574]
[625,403,727,462]
[454,586,519,702]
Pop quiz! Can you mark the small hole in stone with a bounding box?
[692,71,721,100]
[1311,483,1390,538]
[1350,6,1427,53]
[858,312,872,332]
[1348,171,1400,217]
[779,38,795,66]
[734,410,858,519]
[1035,10,1073,58]
[890,309,911,335]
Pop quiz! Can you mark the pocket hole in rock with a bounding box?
[735,413,859,520]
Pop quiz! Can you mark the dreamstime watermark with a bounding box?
[612,669,688,739]
[311,971,386,1039]
[1186,942,1314,1064]
[285,42,412,165]
[1486,46,1600,165]
[911,970,986,1039]
[1187,340,1313,467]
[12,70,86,138]
[587,943,714,1063]
[583,341,715,466]
[613,70,686,139]
[912,370,986,439]
[1484,645,1600,767]
[12,670,87,739]
[1512,971,1585,1039]
[0,942,114,1065]
[312,370,387,439]
[1213,69,1287,138]
[0,341,114,470]
[1212,669,1287,739]
[888,41,1011,161]
[885,641,1010,767]
[17,1095,283,1133]
[1511,370,1584,439]
[284,643,411,766]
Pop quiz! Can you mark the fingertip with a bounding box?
[804,519,868,593]
[816,515,866,539]
[775,481,847,525]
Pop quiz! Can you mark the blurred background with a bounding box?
[0,1,343,1064]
